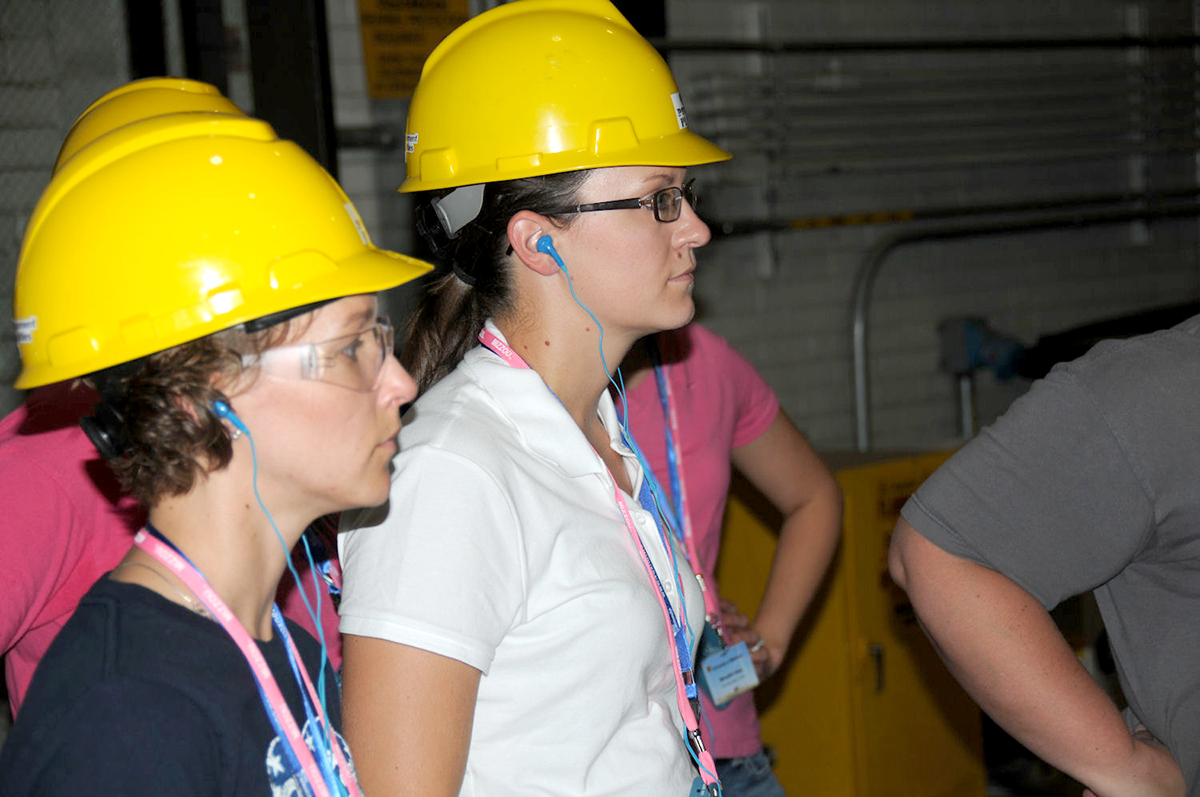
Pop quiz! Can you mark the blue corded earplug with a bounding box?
[537,234,566,271]
[213,400,249,436]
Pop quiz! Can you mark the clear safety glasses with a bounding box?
[546,179,697,223]
[245,318,395,392]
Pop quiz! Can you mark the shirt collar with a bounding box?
[466,321,640,487]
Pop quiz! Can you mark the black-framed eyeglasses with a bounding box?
[544,179,697,223]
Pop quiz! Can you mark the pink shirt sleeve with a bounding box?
[0,384,142,715]
[689,325,779,450]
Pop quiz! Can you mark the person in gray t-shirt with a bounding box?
[889,316,1200,797]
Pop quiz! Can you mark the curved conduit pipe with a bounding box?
[851,202,1200,451]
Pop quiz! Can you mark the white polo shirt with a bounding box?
[339,324,704,797]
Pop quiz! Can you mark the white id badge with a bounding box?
[698,640,759,706]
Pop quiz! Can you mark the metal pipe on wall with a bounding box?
[957,375,976,440]
[711,187,1200,237]
[851,202,1200,451]
[651,36,1200,54]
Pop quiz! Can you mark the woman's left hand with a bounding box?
[719,597,780,681]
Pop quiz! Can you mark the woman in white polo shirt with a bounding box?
[336,2,732,794]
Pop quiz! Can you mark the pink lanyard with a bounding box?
[134,530,360,797]
[477,330,722,793]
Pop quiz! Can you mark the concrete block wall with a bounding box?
[693,215,1199,450]
[668,0,1200,452]
[672,0,1138,41]
[0,1,130,417]
[3,0,1197,455]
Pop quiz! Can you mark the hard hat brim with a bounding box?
[399,129,732,194]
[14,248,432,390]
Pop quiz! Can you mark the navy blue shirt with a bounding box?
[0,577,350,795]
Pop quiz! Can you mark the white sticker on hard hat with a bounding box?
[343,203,370,245]
[406,133,418,156]
[671,92,689,130]
[14,316,36,345]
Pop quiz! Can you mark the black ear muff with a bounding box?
[416,184,487,258]
[415,200,453,257]
[81,400,130,460]
[80,360,144,460]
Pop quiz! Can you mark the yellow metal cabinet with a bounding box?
[714,451,986,797]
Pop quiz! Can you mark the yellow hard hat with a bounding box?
[399,0,731,193]
[13,78,433,389]
[55,77,244,169]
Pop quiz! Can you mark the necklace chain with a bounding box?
[112,561,212,619]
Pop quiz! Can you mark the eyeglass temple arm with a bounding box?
[546,197,647,215]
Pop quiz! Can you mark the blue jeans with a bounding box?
[716,750,786,797]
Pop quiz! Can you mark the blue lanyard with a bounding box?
[636,480,699,702]
[273,606,342,793]
[648,338,687,538]
[618,425,698,647]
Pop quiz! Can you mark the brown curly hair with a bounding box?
[101,320,300,507]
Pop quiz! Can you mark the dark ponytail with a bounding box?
[403,171,589,394]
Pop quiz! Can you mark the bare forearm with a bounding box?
[889,521,1183,796]
[751,488,841,670]
[729,411,842,674]
[921,578,1126,779]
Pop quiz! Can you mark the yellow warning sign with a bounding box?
[358,0,469,99]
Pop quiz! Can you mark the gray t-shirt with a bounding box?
[902,315,1200,794]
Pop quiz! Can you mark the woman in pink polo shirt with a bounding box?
[622,323,842,795]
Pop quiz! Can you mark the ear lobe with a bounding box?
[508,211,561,276]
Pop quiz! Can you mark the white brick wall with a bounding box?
[670,0,1200,452]
[696,212,1198,451]
[0,0,129,416]
[3,0,1198,453]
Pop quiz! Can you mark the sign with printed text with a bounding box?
[357,0,470,99]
